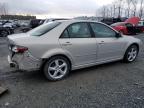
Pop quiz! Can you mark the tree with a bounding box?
[111,2,117,17]
[0,3,9,15]
[100,6,107,18]
[118,0,123,17]
[139,0,144,18]
[96,0,144,19]
[131,0,138,16]
[126,0,132,17]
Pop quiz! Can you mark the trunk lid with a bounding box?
[8,33,30,40]
[7,33,37,45]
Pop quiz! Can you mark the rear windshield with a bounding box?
[28,22,61,36]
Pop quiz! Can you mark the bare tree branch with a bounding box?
[0,3,9,15]
[139,0,144,18]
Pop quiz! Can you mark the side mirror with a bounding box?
[116,32,122,38]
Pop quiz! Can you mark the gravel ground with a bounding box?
[0,33,144,108]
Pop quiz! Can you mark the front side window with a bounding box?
[90,23,116,38]
[66,23,91,38]
[28,22,61,36]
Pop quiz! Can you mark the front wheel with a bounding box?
[43,56,70,81]
[123,45,138,63]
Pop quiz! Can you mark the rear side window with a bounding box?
[61,23,91,38]
[68,23,91,38]
[28,22,61,36]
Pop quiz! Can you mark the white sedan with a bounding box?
[7,20,142,81]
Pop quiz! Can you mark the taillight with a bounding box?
[12,46,28,53]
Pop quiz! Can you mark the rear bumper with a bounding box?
[8,51,41,71]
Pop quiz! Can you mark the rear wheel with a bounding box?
[123,45,138,63]
[43,56,70,81]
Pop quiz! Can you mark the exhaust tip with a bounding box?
[10,63,16,68]
[8,55,19,69]
[10,62,18,68]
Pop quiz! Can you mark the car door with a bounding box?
[59,22,97,66]
[90,22,127,62]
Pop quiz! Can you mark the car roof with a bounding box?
[56,19,104,24]
[55,19,118,33]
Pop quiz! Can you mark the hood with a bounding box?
[125,17,140,26]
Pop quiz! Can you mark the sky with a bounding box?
[0,0,114,19]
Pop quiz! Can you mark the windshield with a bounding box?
[28,22,61,36]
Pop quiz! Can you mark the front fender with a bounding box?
[125,37,142,53]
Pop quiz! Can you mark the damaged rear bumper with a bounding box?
[8,51,41,71]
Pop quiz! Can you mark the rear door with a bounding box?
[59,22,97,66]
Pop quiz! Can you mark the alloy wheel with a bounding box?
[127,47,138,62]
[48,59,68,79]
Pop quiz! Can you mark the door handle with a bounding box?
[98,41,105,44]
[62,42,72,46]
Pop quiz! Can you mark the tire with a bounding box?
[43,56,70,81]
[123,45,138,63]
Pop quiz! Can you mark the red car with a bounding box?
[111,17,140,35]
